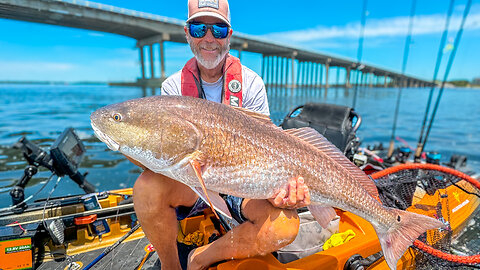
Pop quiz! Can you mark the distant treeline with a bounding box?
[0,81,107,85]
[447,79,480,87]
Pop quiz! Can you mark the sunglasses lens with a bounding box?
[189,23,229,39]
[189,23,207,38]
[212,24,229,38]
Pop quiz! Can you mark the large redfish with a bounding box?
[90,95,443,269]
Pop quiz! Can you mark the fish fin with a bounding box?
[189,159,231,220]
[191,187,233,219]
[233,107,278,127]
[285,127,380,200]
[307,205,337,229]
[374,208,444,270]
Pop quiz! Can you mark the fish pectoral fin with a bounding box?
[191,187,233,220]
[307,205,337,229]
[189,159,232,220]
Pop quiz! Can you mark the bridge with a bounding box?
[0,0,434,88]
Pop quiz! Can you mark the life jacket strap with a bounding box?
[181,54,243,107]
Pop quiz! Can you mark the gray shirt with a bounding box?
[161,65,270,115]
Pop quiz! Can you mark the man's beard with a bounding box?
[187,35,230,69]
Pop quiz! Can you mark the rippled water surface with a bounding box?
[0,84,479,254]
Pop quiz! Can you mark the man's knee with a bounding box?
[133,170,171,200]
[133,170,197,208]
[264,207,299,249]
[242,199,300,254]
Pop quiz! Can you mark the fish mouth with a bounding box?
[91,122,120,151]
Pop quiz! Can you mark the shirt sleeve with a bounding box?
[241,67,270,116]
[160,71,182,96]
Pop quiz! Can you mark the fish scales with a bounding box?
[94,96,392,224]
[185,98,387,223]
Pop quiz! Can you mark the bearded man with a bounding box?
[131,0,310,269]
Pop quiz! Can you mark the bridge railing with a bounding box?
[55,0,185,26]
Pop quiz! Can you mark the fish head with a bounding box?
[90,96,203,170]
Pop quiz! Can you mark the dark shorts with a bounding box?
[175,195,247,224]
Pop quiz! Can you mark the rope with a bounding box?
[414,240,480,265]
[371,163,480,265]
[421,0,473,153]
[414,0,455,159]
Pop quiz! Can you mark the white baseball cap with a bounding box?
[187,0,231,27]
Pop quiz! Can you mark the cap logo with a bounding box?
[228,79,241,93]
[198,0,219,9]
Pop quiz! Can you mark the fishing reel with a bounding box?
[10,128,95,213]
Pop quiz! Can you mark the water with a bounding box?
[0,84,479,254]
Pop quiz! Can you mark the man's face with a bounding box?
[185,16,232,70]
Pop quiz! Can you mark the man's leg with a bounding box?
[187,199,300,270]
[133,169,199,270]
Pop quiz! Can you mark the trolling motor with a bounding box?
[10,128,95,213]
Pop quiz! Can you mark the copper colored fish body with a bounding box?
[90,95,443,269]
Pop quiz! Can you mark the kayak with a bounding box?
[0,189,150,270]
[1,106,479,270]
[1,163,478,270]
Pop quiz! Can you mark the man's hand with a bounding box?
[268,176,311,209]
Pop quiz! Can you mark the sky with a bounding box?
[0,0,479,82]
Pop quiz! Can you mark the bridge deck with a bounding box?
[0,0,432,84]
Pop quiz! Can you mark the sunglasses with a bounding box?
[188,22,230,39]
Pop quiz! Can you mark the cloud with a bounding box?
[163,45,193,58]
[0,61,75,72]
[112,47,138,55]
[263,9,480,45]
[97,58,137,68]
[88,32,105,37]
[92,48,138,68]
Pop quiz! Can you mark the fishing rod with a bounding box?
[352,0,368,109]
[414,0,455,161]
[420,0,472,154]
[83,222,142,270]
[387,0,417,158]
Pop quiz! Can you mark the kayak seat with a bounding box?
[280,103,361,157]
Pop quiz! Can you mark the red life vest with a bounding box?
[181,54,243,107]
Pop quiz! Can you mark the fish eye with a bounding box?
[112,113,122,122]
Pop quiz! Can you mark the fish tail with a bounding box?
[374,208,444,270]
